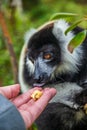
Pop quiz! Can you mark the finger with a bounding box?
[12,87,42,107]
[17,88,51,108]
[0,84,20,99]
[19,88,57,128]
[29,88,57,113]
[18,99,35,110]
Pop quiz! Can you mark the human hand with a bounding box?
[0,84,57,128]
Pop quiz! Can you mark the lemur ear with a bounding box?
[67,45,74,53]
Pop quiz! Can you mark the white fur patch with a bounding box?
[19,29,36,92]
[52,19,74,46]
[26,57,35,75]
[49,82,83,109]
[55,48,81,74]
[18,43,30,92]
[52,19,83,75]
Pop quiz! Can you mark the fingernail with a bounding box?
[46,88,57,96]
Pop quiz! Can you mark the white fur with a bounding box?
[49,82,83,109]
[26,57,35,75]
[19,29,36,92]
[52,19,83,75]
[19,43,29,92]
[52,19,74,46]
[54,48,82,75]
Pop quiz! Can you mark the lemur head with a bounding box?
[19,19,82,92]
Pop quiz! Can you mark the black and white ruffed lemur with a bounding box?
[19,19,87,130]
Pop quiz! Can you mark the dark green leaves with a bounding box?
[50,12,87,50]
[50,12,78,21]
[65,19,83,35]
[68,30,87,50]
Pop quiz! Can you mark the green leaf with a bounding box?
[65,19,83,35]
[69,30,87,49]
[50,12,78,21]
[29,124,38,130]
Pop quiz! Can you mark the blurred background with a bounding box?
[0,0,87,86]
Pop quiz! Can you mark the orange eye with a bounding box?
[43,54,52,60]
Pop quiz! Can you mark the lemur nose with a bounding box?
[34,75,44,83]
[34,73,47,83]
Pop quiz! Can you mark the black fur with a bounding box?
[36,103,87,130]
[19,21,87,130]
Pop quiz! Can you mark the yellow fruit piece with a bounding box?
[31,90,43,100]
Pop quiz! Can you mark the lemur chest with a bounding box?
[46,82,83,109]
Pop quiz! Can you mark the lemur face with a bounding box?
[19,20,81,91]
[24,27,61,87]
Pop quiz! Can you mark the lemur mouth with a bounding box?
[33,83,45,87]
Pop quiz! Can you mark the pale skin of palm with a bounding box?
[0,84,57,128]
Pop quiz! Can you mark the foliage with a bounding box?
[0,0,87,86]
[68,30,87,50]
[50,12,78,21]
[50,12,87,49]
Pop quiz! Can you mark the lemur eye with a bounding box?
[43,53,52,60]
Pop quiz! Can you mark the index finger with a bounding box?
[25,88,57,123]
[0,84,20,99]
[12,87,42,107]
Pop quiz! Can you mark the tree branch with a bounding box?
[0,11,18,83]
